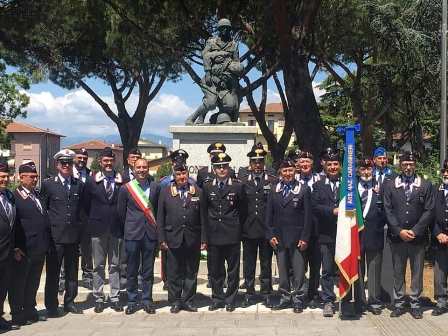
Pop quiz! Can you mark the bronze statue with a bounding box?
[185,18,243,125]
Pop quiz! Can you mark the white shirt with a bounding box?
[58,174,71,190]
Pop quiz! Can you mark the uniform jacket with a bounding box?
[157,182,201,248]
[358,183,386,251]
[14,186,50,256]
[200,177,245,245]
[432,185,448,249]
[0,189,16,262]
[383,175,434,244]
[265,180,312,248]
[83,171,124,238]
[312,177,340,244]
[373,166,396,192]
[117,179,160,241]
[240,172,277,240]
[40,175,84,244]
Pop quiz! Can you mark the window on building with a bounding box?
[248,119,256,126]
[23,144,32,151]
[268,119,275,132]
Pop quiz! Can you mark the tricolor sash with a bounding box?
[125,180,157,229]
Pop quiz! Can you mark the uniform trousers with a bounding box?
[277,245,306,305]
[434,247,448,308]
[45,243,79,310]
[361,249,383,309]
[9,254,45,319]
[390,241,425,309]
[91,234,121,303]
[305,238,321,299]
[80,232,93,280]
[242,238,273,295]
[166,243,200,305]
[125,233,157,306]
[0,258,11,316]
[207,243,240,305]
[320,243,337,303]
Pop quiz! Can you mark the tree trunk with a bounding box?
[117,116,144,169]
[283,55,327,160]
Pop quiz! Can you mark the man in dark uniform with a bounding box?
[296,151,322,308]
[432,162,448,316]
[201,153,245,311]
[117,158,160,314]
[0,163,19,331]
[266,158,312,313]
[83,147,124,313]
[383,151,434,319]
[312,149,341,317]
[10,162,50,326]
[41,149,84,316]
[158,161,201,313]
[357,158,386,315]
[372,147,396,192]
[159,149,193,291]
[239,144,276,308]
[73,148,93,289]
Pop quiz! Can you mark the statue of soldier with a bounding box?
[185,18,243,125]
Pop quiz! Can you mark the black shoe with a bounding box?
[182,303,198,312]
[143,303,156,314]
[26,313,47,323]
[225,304,235,312]
[46,308,61,318]
[94,302,105,313]
[11,315,30,327]
[272,301,291,311]
[241,296,252,308]
[0,317,14,331]
[293,304,303,313]
[410,308,423,319]
[432,306,448,316]
[64,304,83,314]
[125,304,140,315]
[111,302,124,312]
[390,307,406,318]
[367,306,382,315]
[208,302,225,311]
[170,304,181,314]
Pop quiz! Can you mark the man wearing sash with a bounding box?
[117,158,160,315]
[158,161,201,313]
[266,159,312,313]
[83,147,124,313]
[201,153,244,312]
[383,151,434,319]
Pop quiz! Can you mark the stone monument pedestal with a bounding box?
[169,124,258,175]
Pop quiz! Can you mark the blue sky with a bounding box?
[19,62,328,141]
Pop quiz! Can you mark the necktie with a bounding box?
[404,181,412,201]
[29,192,43,214]
[282,183,291,198]
[361,184,369,209]
[63,178,70,197]
[254,176,261,186]
[331,181,339,201]
[105,177,114,200]
[0,193,12,225]
[179,187,187,200]
[219,181,224,190]
[445,189,448,206]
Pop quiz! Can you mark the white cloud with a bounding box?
[22,89,194,138]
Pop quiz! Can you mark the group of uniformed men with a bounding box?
[0,141,448,331]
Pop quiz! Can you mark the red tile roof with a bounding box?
[6,122,64,137]
[68,140,123,151]
[240,102,284,113]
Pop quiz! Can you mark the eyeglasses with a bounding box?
[59,161,72,166]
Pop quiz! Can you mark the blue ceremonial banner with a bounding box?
[336,124,361,211]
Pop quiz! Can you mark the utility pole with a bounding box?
[441,0,447,165]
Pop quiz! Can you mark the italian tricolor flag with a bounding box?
[335,148,364,299]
